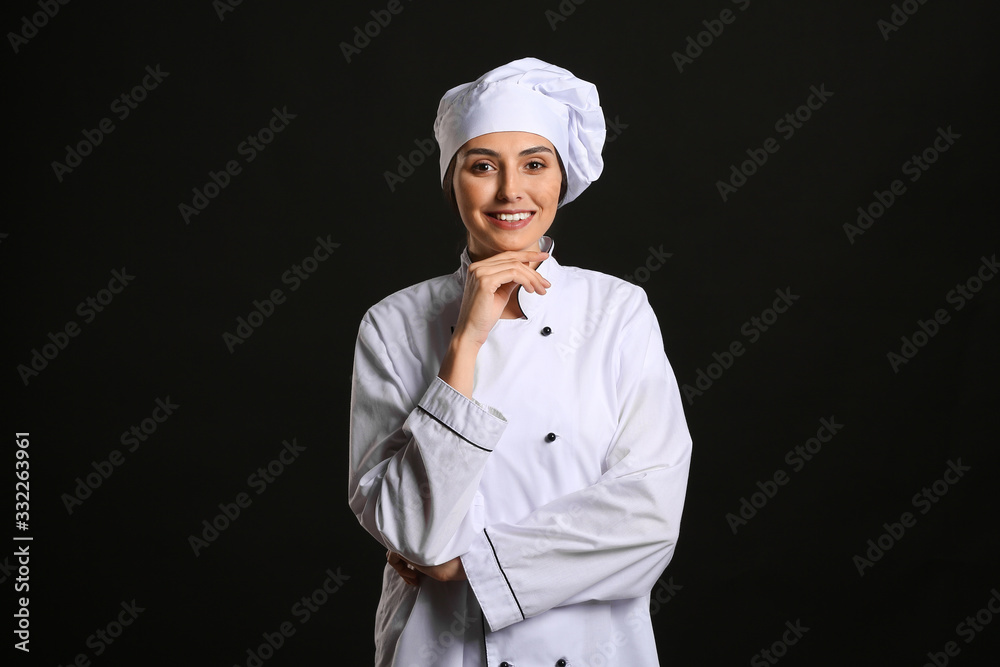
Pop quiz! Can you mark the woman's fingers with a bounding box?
[471,265,547,295]
[473,251,550,284]
[469,256,551,295]
[388,554,418,586]
[410,557,466,583]
[473,249,549,267]
[386,550,419,586]
[453,249,553,344]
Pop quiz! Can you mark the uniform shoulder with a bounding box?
[554,262,661,338]
[557,263,648,306]
[362,272,463,328]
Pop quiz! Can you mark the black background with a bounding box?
[4,0,999,665]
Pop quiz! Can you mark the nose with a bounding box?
[496,168,522,201]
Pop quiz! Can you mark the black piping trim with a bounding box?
[484,528,525,621]
[481,616,489,662]
[416,405,492,452]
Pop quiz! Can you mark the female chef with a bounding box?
[348,58,692,666]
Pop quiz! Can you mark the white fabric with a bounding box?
[434,58,606,206]
[348,237,692,666]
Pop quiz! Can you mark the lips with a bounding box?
[486,210,535,230]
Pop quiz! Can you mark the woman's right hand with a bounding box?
[438,250,550,398]
[453,250,551,347]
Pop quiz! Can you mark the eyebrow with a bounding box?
[462,146,554,159]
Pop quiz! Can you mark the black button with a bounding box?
[545,432,557,443]
[500,663,512,667]
[556,660,568,667]
[541,326,552,336]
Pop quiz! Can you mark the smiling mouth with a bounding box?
[487,211,534,222]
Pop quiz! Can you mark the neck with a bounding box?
[500,294,526,320]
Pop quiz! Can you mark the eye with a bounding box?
[471,161,495,173]
[525,160,546,170]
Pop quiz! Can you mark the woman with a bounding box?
[349,58,692,666]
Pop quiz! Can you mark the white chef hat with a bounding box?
[433,57,605,206]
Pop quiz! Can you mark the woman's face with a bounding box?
[452,131,562,261]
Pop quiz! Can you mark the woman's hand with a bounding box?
[387,550,419,586]
[439,250,550,398]
[454,250,551,347]
[414,556,466,582]
[386,551,467,585]
[393,256,541,583]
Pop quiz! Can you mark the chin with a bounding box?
[489,231,542,252]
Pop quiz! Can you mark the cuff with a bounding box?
[462,529,524,632]
[417,376,507,452]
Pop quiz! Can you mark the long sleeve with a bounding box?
[348,317,508,565]
[461,296,692,631]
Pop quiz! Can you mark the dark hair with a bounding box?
[441,150,569,220]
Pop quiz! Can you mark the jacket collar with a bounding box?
[455,236,559,321]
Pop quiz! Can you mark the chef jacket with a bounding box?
[348,236,692,666]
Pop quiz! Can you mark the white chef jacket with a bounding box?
[348,236,692,667]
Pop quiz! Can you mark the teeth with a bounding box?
[497,212,531,221]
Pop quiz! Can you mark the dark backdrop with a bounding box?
[5,1,998,665]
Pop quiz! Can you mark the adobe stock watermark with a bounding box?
[716,84,834,202]
[188,438,306,556]
[580,591,683,667]
[364,280,465,400]
[51,65,170,183]
[55,600,145,666]
[750,619,810,666]
[844,125,961,244]
[12,544,30,652]
[922,587,1000,667]
[623,244,671,285]
[555,281,634,361]
[213,0,246,21]
[340,0,415,63]
[404,612,474,667]
[544,0,590,32]
[178,106,297,224]
[725,416,844,534]
[362,276,464,392]
[852,458,971,576]
[877,0,931,41]
[647,576,683,618]
[555,244,670,358]
[0,554,21,585]
[582,630,630,667]
[221,235,339,353]
[231,567,349,667]
[61,396,180,515]
[16,267,136,386]
[517,503,585,560]
[672,0,752,73]
[7,0,72,54]
[681,287,800,405]
[384,136,435,192]
[603,113,629,147]
[886,253,996,373]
